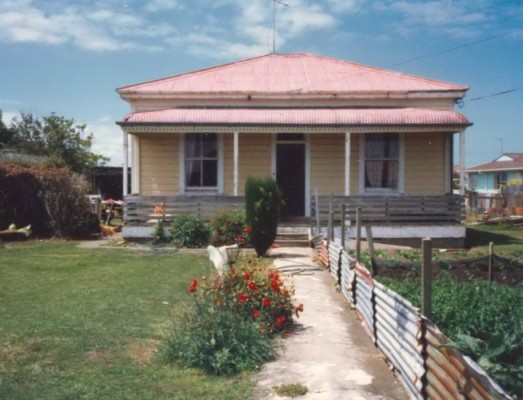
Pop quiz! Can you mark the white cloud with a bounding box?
[390,1,487,26]
[145,0,179,13]
[0,0,357,57]
[87,117,124,166]
[0,110,19,125]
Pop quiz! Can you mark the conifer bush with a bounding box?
[244,177,283,257]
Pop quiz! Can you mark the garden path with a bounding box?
[253,247,407,400]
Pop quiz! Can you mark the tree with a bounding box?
[9,112,108,174]
[0,111,14,149]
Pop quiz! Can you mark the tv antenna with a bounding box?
[497,138,504,154]
[272,0,289,54]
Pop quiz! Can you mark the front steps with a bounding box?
[275,226,311,248]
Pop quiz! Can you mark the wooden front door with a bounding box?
[277,140,306,217]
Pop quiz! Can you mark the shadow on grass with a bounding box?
[466,226,523,248]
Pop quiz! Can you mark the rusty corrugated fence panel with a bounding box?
[319,240,329,268]
[340,251,355,303]
[328,242,343,284]
[374,282,425,399]
[424,321,511,400]
[319,242,511,400]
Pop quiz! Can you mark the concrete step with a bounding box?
[275,227,311,247]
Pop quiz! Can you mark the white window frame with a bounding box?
[359,132,404,195]
[179,132,224,194]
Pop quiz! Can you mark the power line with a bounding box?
[390,27,523,67]
[465,87,523,103]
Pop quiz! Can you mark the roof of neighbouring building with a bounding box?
[117,53,468,97]
[467,153,523,172]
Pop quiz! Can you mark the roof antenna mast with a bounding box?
[272,0,289,54]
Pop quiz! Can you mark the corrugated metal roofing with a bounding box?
[467,153,523,172]
[117,53,468,96]
[119,107,470,127]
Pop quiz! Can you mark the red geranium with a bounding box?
[244,226,253,234]
[262,298,271,308]
[252,309,260,319]
[275,315,286,328]
[238,293,248,303]
[188,278,198,293]
[243,273,250,281]
[248,280,256,290]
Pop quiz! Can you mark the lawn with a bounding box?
[0,241,253,400]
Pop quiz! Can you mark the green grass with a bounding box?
[0,242,253,400]
[466,223,523,254]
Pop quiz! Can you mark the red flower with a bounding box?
[252,309,260,319]
[259,326,266,334]
[270,272,280,281]
[243,273,250,281]
[275,315,286,328]
[244,226,253,234]
[238,293,248,303]
[262,298,271,308]
[248,280,256,290]
[236,235,244,245]
[270,279,281,293]
[295,304,304,316]
[188,278,198,293]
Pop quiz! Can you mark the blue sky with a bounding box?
[0,0,522,167]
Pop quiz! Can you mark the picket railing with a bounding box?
[315,239,511,400]
[312,195,465,225]
[123,195,244,225]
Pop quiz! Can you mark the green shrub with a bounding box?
[209,209,247,247]
[164,301,277,375]
[0,162,99,238]
[245,177,283,257]
[0,162,50,236]
[169,215,210,248]
[164,257,302,375]
[39,167,97,239]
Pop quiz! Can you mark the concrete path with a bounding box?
[253,247,407,400]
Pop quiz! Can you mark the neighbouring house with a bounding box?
[466,153,523,213]
[116,53,471,246]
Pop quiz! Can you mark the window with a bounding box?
[185,133,218,188]
[364,133,399,190]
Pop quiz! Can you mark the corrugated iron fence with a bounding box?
[316,239,511,400]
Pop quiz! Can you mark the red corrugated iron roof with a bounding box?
[467,153,523,172]
[117,53,468,96]
[119,107,470,127]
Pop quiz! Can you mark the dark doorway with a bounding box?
[277,143,306,217]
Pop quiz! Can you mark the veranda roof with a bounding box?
[118,107,470,128]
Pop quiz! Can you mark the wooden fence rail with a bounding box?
[124,195,245,225]
[312,195,465,225]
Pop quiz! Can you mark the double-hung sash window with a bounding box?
[364,133,399,191]
[185,133,218,189]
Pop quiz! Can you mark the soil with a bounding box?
[372,253,523,288]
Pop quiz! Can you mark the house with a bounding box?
[466,153,523,212]
[467,153,523,194]
[116,53,471,246]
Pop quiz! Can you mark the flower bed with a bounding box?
[164,256,303,375]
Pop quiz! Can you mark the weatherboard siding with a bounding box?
[139,134,179,196]
[310,134,346,195]
[223,133,273,195]
[404,132,446,195]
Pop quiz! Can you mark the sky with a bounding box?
[0,0,522,168]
